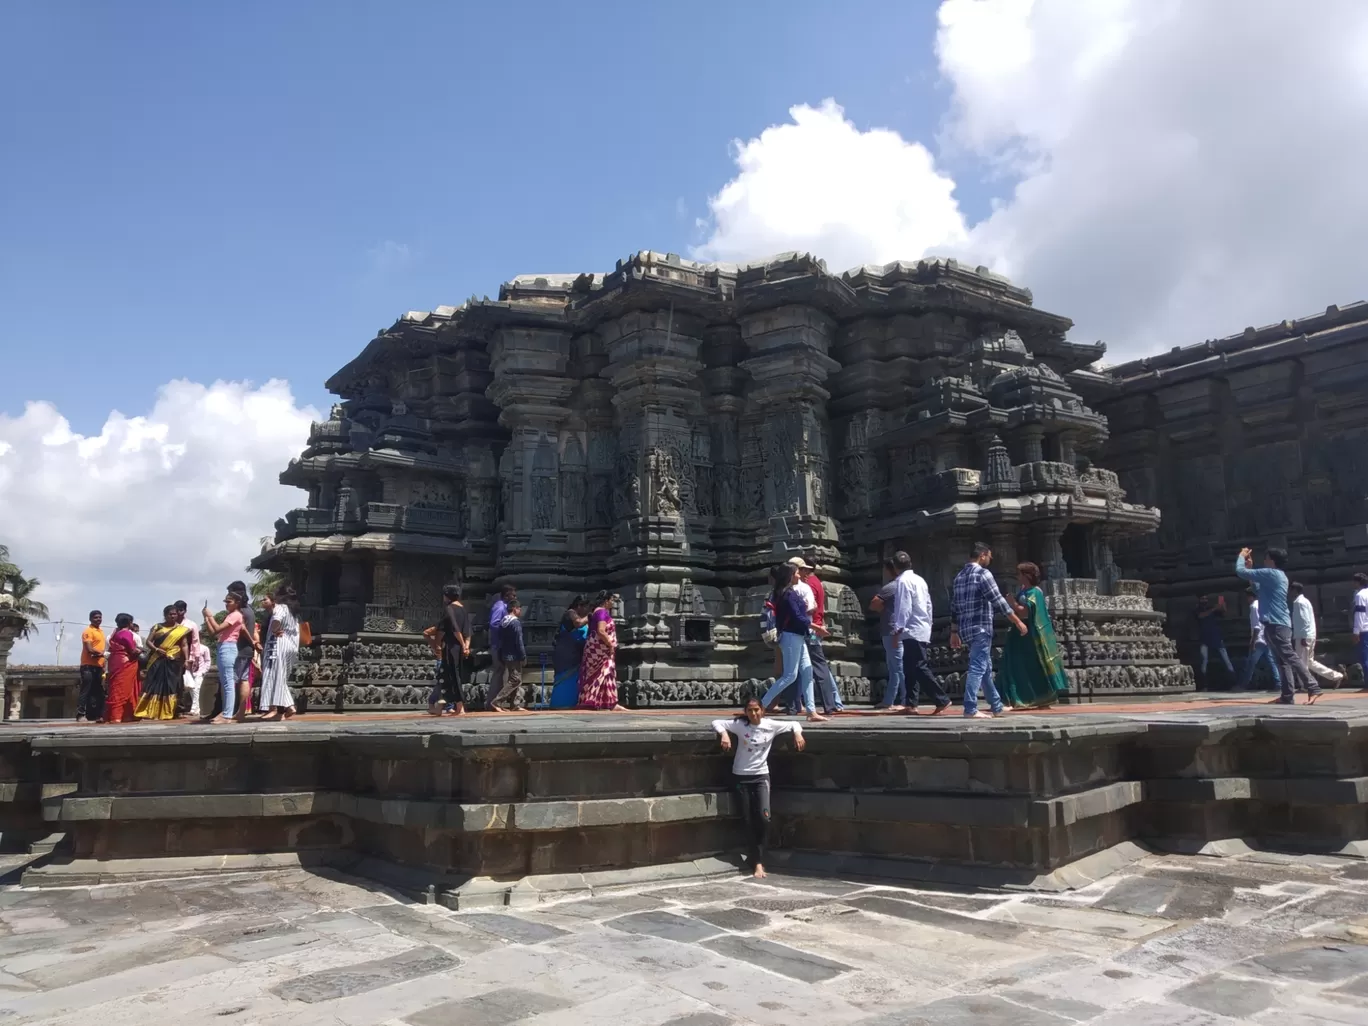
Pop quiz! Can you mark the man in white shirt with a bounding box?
[1237,593,1282,691]
[1289,582,1344,687]
[888,550,949,714]
[1353,572,1368,688]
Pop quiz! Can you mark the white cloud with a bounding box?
[695,0,1368,359]
[367,240,413,276]
[0,380,317,665]
[693,99,968,274]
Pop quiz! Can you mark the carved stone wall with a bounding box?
[1093,303,1368,677]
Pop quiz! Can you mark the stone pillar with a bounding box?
[737,304,841,549]
[0,607,25,721]
[599,307,708,685]
[337,560,367,633]
[988,525,1021,596]
[1019,425,1045,464]
[1035,525,1069,589]
[486,324,576,572]
[1058,431,1078,467]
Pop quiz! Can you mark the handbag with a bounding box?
[299,621,313,646]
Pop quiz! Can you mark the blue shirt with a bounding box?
[489,598,508,650]
[775,588,812,637]
[951,562,1013,639]
[1233,556,1291,628]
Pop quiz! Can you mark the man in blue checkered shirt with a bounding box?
[950,541,1027,718]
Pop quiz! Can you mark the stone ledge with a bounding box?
[766,840,1155,892]
[54,789,738,832]
[773,781,1145,830]
[1146,776,1368,804]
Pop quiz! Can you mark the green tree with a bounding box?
[0,545,50,639]
[248,536,285,603]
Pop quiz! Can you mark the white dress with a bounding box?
[259,606,298,710]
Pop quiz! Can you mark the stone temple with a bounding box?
[256,251,1196,710]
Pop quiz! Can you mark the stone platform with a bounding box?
[4,695,1368,909]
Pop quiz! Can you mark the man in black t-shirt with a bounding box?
[427,584,469,716]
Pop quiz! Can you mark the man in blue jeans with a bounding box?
[1236,591,1281,692]
[1234,546,1319,705]
[950,541,1028,718]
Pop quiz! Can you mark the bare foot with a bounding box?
[885,705,906,713]
[514,707,531,714]
[752,863,767,879]
[448,705,467,717]
[259,712,282,722]
[931,704,953,716]
[806,712,829,722]
[611,704,629,712]
[1308,692,1322,705]
[427,703,444,717]
[904,707,921,715]
[282,709,295,719]
[208,715,229,724]
[488,704,508,714]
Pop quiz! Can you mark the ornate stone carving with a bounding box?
[259,251,1198,711]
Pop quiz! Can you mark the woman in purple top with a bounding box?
[760,564,826,721]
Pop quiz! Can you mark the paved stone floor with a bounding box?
[3,851,1368,1025]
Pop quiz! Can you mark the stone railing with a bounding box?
[363,503,404,530]
[403,505,462,536]
[2,664,78,720]
[360,503,462,536]
[280,508,338,539]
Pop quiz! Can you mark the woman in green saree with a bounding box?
[1000,562,1072,709]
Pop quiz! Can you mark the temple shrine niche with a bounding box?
[256,252,1193,709]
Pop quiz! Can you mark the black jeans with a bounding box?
[1266,623,1318,702]
[428,650,466,708]
[77,665,105,721]
[903,638,948,709]
[735,774,772,866]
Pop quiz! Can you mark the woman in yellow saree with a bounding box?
[1000,562,1072,709]
[136,605,191,720]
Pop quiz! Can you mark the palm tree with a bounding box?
[0,546,49,639]
[5,575,49,638]
[249,535,286,603]
[0,545,18,582]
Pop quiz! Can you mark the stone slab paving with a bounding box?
[3,852,1368,1024]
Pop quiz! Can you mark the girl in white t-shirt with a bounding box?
[712,697,805,878]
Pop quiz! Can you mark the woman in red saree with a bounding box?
[102,613,141,723]
[578,591,627,711]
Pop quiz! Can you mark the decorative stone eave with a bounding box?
[857,493,1159,541]
[258,531,476,563]
[283,448,468,480]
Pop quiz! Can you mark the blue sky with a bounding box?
[0,0,995,432]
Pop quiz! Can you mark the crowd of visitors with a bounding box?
[424,583,628,716]
[74,581,302,725]
[1193,552,1365,698]
[70,540,1362,726]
